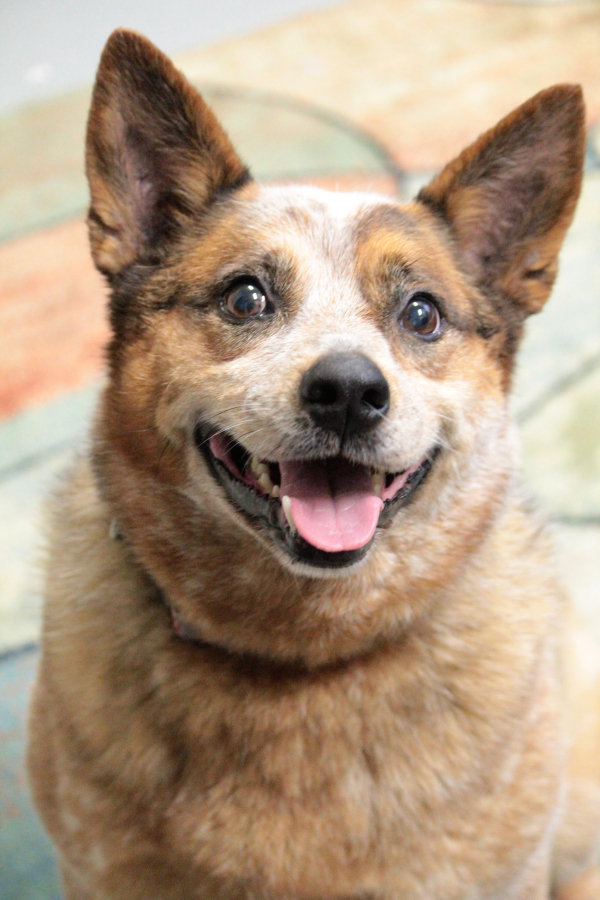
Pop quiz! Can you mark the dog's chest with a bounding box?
[159,656,401,891]
[154,644,553,900]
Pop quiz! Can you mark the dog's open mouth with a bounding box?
[195,426,437,568]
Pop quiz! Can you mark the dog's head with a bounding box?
[86,31,584,657]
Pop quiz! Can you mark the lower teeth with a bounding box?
[281,495,296,532]
[371,471,384,496]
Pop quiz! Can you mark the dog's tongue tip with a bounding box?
[288,494,382,553]
[279,459,383,553]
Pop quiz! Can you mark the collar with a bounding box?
[168,603,204,643]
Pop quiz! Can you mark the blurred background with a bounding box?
[1,1,599,897]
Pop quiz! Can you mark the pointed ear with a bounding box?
[417,85,585,315]
[86,29,250,276]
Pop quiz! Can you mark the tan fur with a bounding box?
[28,30,599,900]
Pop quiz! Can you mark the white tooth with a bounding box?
[259,472,274,494]
[270,484,280,498]
[251,455,268,478]
[282,495,296,532]
[371,471,384,497]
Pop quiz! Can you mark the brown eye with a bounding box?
[400,294,441,338]
[224,282,267,320]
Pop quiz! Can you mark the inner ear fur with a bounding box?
[86,29,250,276]
[418,85,585,315]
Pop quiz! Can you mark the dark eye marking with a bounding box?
[399,292,443,340]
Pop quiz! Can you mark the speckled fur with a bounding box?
[28,30,600,900]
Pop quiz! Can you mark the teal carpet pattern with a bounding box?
[0,649,61,900]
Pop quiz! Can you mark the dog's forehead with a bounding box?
[237,183,407,248]
[227,183,459,288]
[247,183,384,222]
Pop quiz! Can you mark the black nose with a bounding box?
[300,352,390,440]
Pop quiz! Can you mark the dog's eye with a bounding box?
[223,282,268,320]
[400,294,442,338]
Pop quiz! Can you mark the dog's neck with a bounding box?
[104,468,506,669]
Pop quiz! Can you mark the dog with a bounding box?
[28,28,600,900]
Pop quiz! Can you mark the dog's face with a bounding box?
[122,183,510,574]
[86,32,584,608]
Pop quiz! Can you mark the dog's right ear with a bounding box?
[86,29,250,276]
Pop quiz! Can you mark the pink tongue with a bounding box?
[279,459,383,553]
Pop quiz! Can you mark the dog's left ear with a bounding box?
[86,29,250,276]
[418,85,585,314]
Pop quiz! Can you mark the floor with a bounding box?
[1,1,599,897]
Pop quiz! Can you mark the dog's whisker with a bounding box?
[192,418,260,450]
